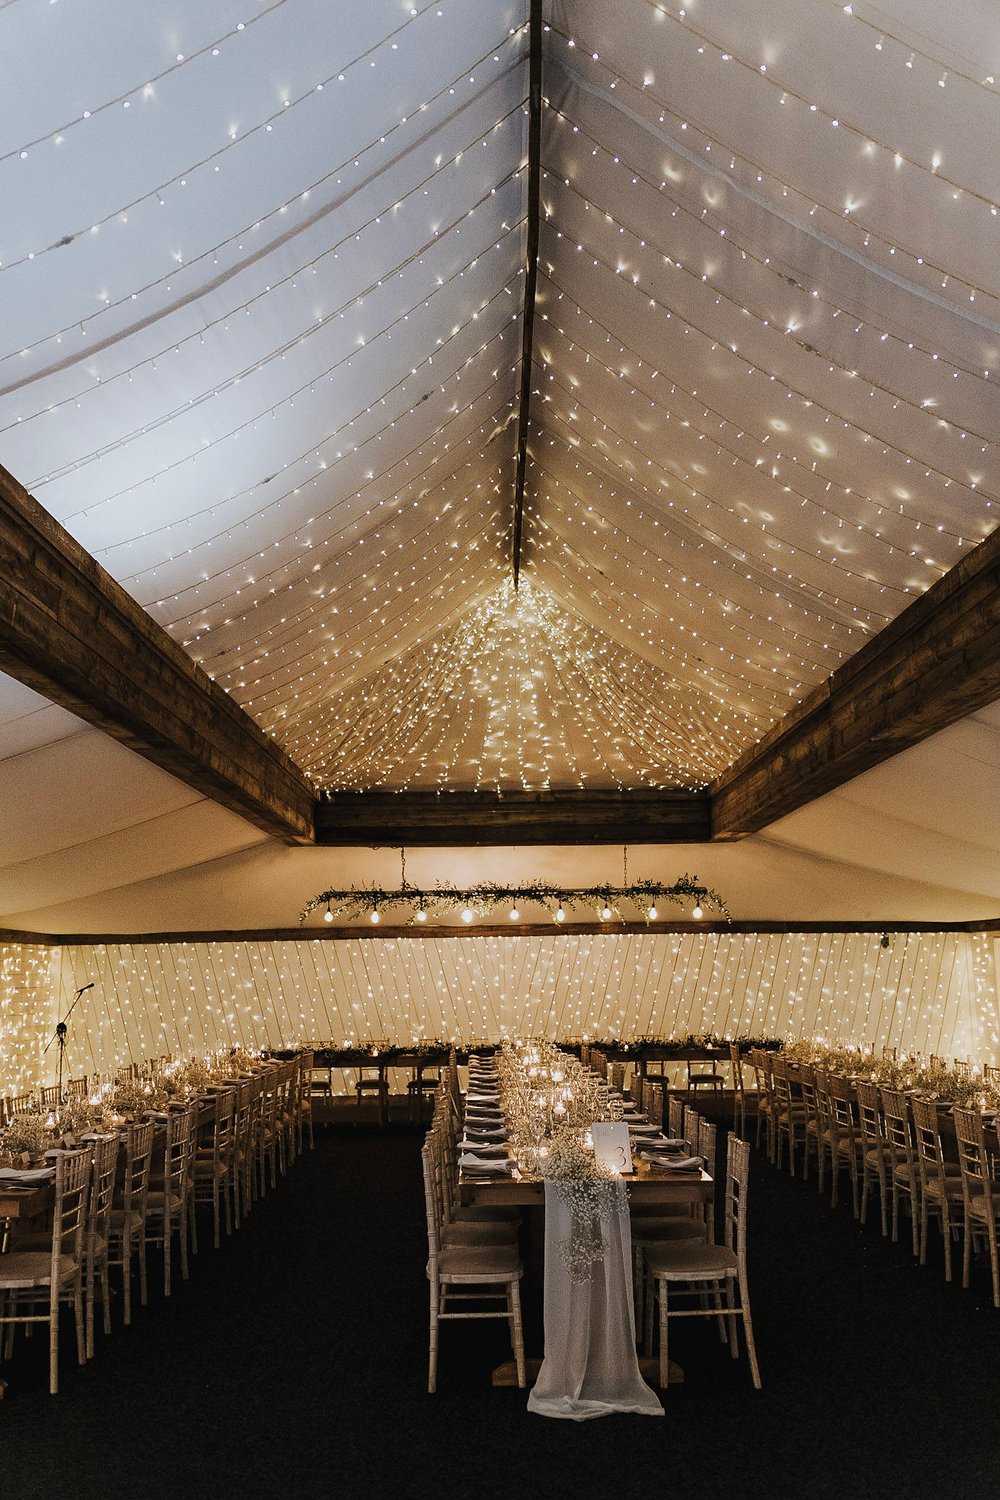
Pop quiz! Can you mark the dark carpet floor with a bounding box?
[2,1126,999,1500]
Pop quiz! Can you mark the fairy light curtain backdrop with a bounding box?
[0,929,984,1091]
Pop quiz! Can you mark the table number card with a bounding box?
[591,1122,633,1175]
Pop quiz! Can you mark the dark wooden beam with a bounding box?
[0,463,314,844]
[712,525,1000,838]
[8,918,997,944]
[511,0,543,589]
[316,787,711,846]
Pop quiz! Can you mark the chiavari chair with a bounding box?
[880,1088,921,1256]
[256,1066,280,1196]
[644,1134,761,1391]
[796,1064,821,1184]
[682,1104,701,1155]
[191,1088,235,1250]
[910,1096,963,1281]
[83,1133,120,1359]
[421,1141,525,1393]
[826,1074,862,1217]
[425,1131,517,1248]
[748,1049,775,1159]
[729,1042,747,1139]
[771,1055,806,1177]
[293,1051,315,1153]
[145,1107,195,1296]
[108,1119,154,1326]
[232,1075,257,1221]
[667,1094,684,1140]
[953,1108,1000,1306]
[854,1078,890,1236]
[0,1148,90,1395]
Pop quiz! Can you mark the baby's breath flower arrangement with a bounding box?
[542,1128,623,1282]
[59,1097,112,1135]
[0,1113,48,1161]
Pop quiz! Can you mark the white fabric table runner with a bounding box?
[527,1179,663,1420]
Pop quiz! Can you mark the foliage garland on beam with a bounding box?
[299,875,728,926]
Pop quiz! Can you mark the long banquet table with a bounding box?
[459,1157,713,1209]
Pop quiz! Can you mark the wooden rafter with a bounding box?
[0,463,315,844]
[511,0,543,589]
[316,786,711,846]
[711,525,1000,839]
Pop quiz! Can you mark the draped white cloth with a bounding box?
[527,1179,663,1420]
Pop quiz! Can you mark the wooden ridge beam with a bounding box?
[316,786,711,846]
[5,917,997,944]
[510,0,543,589]
[712,525,1000,838]
[0,463,315,844]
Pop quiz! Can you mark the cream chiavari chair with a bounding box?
[232,1075,256,1222]
[256,1066,280,1196]
[910,1096,964,1282]
[0,1148,90,1394]
[146,1107,195,1297]
[84,1133,120,1359]
[698,1117,718,1242]
[854,1079,890,1236]
[644,1133,761,1391]
[682,1104,701,1156]
[796,1064,821,1184]
[295,1050,316,1152]
[667,1094,684,1141]
[730,1043,747,1138]
[748,1049,775,1158]
[826,1074,862,1217]
[421,1141,525,1393]
[881,1088,920,1256]
[771,1055,805,1177]
[425,1131,517,1248]
[108,1119,154,1326]
[191,1088,235,1251]
[954,1107,1000,1306]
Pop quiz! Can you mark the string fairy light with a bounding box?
[549,16,1000,309]
[0,931,993,1094]
[543,100,1000,391]
[285,574,759,789]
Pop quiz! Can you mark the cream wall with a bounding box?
[3,929,985,1090]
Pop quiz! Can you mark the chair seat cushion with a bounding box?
[433,1243,522,1279]
[645,1241,739,1280]
[0,1251,79,1290]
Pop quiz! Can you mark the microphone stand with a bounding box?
[43,984,93,1104]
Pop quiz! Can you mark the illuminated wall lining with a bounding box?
[17,930,992,1092]
[0,942,57,1095]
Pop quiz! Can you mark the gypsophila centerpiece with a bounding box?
[0,1113,49,1162]
[542,1127,623,1282]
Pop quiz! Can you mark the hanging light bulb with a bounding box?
[324,903,333,924]
[370,905,380,925]
[509,906,520,922]
[692,902,703,919]
[648,904,658,921]
[555,904,565,923]
[601,904,612,921]
[461,906,474,924]
[415,904,427,923]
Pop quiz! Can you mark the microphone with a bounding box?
[77,982,95,992]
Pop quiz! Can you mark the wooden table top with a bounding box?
[0,1181,55,1219]
[460,1160,712,1208]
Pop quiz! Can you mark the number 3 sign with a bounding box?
[591,1122,633,1174]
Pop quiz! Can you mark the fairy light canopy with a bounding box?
[0,0,999,868]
